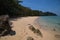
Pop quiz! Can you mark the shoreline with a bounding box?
[33,17,60,40]
[0,17,60,40]
[34,17,60,33]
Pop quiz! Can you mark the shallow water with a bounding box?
[37,16,60,32]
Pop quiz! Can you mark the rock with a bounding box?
[9,30,16,36]
[27,37,34,40]
[0,15,13,36]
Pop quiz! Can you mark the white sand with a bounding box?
[0,17,60,40]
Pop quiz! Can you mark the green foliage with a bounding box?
[0,0,57,18]
[0,0,20,17]
[18,5,57,16]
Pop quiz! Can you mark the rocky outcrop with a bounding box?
[0,15,14,37]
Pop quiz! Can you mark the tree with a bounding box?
[0,0,21,17]
[0,0,57,17]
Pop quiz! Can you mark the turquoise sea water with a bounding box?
[37,16,60,32]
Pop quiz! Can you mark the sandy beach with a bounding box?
[0,17,60,40]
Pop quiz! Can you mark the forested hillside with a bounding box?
[0,0,57,18]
